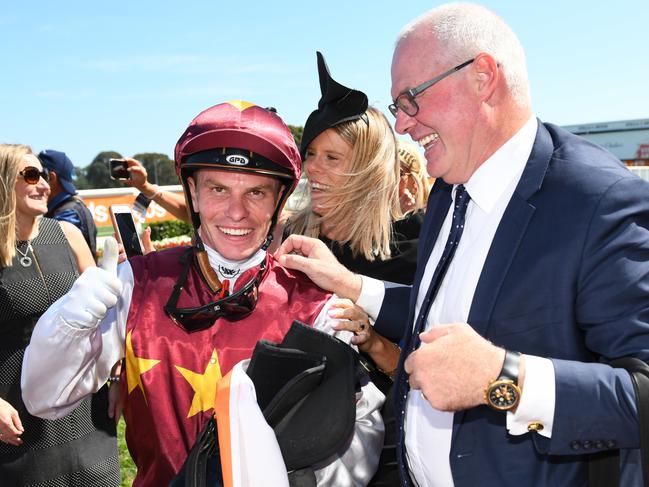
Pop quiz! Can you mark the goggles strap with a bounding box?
[166,249,194,310]
[164,255,266,330]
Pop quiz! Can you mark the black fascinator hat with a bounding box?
[300,51,369,157]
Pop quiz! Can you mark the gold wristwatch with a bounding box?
[485,350,521,411]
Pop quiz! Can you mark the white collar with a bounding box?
[464,116,537,213]
[203,244,266,285]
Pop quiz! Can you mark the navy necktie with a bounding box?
[394,184,471,486]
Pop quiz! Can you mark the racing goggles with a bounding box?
[165,255,265,332]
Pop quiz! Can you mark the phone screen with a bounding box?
[114,212,143,258]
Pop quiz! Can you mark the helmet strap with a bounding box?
[262,182,291,250]
[192,231,223,294]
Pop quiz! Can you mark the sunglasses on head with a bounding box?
[19,166,49,185]
[165,252,265,332]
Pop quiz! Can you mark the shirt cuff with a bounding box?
[355,275,385,322]
[506,354,555,438]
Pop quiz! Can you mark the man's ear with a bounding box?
[472,53,499,102]
[187,175,199,212]
[48,171,59,191]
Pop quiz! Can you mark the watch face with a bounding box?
[487,381,520,411]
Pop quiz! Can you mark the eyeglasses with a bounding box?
[388,58,475,118]
[165,253,266,332]
[19,166,50,185]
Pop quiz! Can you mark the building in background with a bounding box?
[564,118,649,181]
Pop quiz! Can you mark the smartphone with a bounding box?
[109,158,130,180]
[110,205,143,258]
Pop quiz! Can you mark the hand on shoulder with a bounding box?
[275,235,362,300]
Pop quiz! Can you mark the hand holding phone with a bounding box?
[109,159,130,180]
[110,205,143,259]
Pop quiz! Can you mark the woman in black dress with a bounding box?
[0,144,120,486]
[284,53,425,486]
[285,52,421,286]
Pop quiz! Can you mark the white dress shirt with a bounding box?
[358,116,555,487]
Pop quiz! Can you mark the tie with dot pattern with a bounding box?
[394,184,471,485]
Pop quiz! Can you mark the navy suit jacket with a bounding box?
[376,121,649,486]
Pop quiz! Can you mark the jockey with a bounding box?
[22,101,384,487]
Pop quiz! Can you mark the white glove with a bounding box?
[61,238,123,330]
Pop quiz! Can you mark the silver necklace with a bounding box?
[16,242,33,267]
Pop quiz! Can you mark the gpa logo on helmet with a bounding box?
[225,154,249,166]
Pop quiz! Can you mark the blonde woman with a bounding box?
[285,53,424,486]
[0,144,119,486]
[397,139,432,215]
[286,52,422,286]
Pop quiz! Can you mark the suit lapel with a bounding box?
[467,193,536,337]
[468,120,554,336]
[453,121,555,443]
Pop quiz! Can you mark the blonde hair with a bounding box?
[398,140,432,212]
[288,107,400,261]
[0,144,32,267]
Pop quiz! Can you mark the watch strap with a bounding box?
[498,350,521,384]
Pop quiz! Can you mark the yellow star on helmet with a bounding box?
[226,100,256,112]
[175,349,223,418]
[125,330,161,404]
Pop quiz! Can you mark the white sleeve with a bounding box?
[311,295,386,486]
[506,355,555,438]
[21,262,133,420]
[355,275,385,322]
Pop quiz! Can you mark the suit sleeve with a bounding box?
[373,281,412,342]
[548,175,649,454]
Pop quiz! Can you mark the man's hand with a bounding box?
[275,235,362,301]
[61,238,123,329]
[405,323,505,411]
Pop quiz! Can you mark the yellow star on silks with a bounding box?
[125,330,161,404]
[175,349,223,418]
[226,100,256,112]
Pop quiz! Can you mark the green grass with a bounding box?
[118,419,137,486]
[98,225,116,237]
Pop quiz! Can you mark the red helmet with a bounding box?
[174,101,301,249]
[175,100,300,192]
